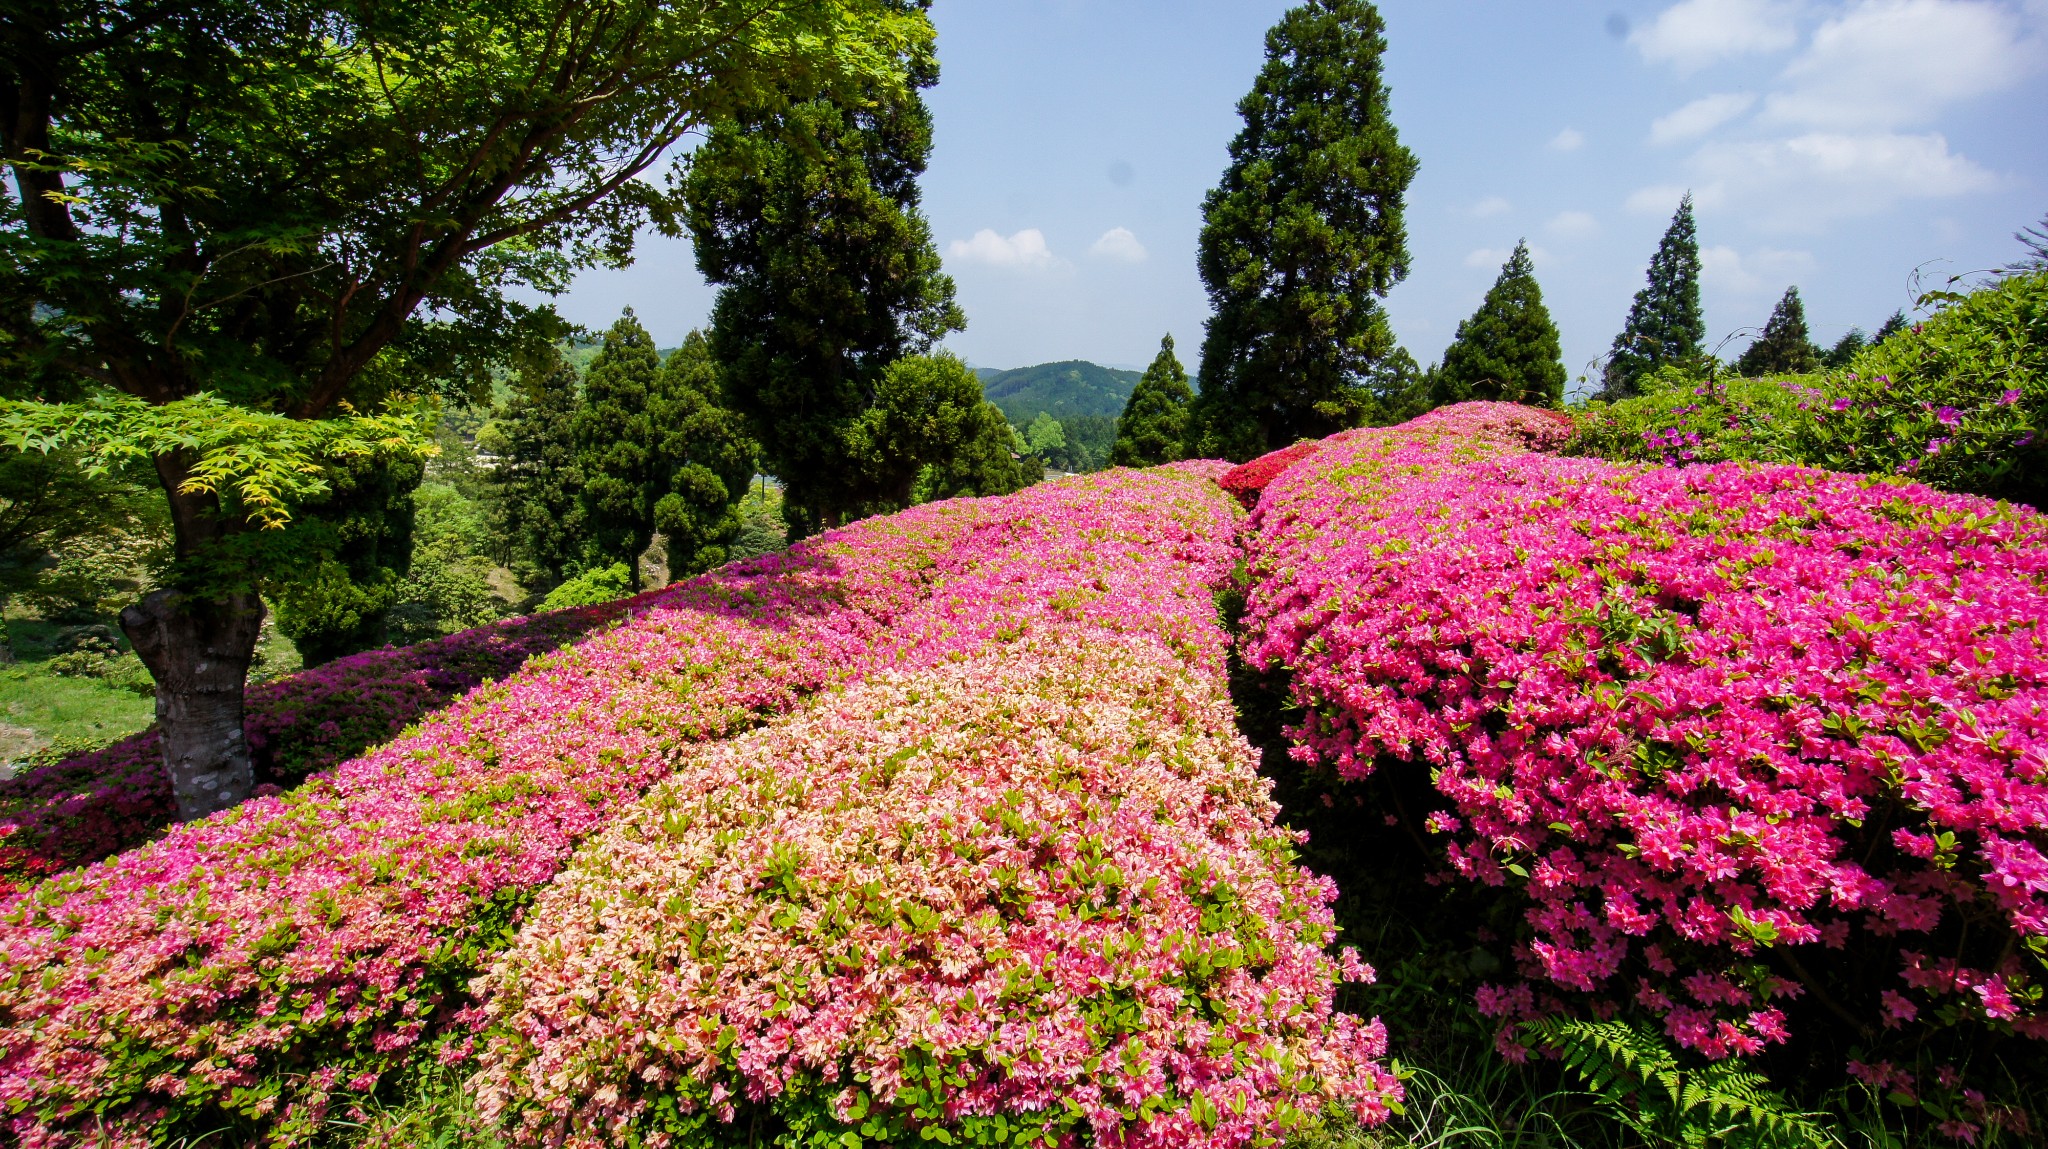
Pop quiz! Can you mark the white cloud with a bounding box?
[1546,211,1601,238]
[1688,131,1999,228]
[1699,244,1818,295]
[1088,227,1147,262]
[947,228,1057,269]
[1464,245,1551,269]
[1632,0,1800,72]
[1650,92,1759,144]
[1626,185,1701,216]
[1472,195,1512,217]
[1549,128,1587,152]
[1764,0,2042,130]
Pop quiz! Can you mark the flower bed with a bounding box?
[469,642,1397,1148]
[0,601,640,900]
[1239,406,2048,1088]
[0,468,1247,1147]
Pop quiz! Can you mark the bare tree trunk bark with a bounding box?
[120,588,265,821]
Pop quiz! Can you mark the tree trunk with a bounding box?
[120,588,265,820]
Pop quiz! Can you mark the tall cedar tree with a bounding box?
[1734,286,1822,377]
[685,66,965,537]
[1431,241,1567,407]
[1187,0,1418,462]
[1825,328,1869,368]
[574,312,666,590]
[0,0,930,817]
[651,331,756,582]
[2007,211,2048,276]
[1111,335,1194,467]
[483,361,585,597]
[1875,310,1910,344]
[1603,194,1706,398]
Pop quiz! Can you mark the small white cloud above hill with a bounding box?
[1764,0,2042,130]
[1546,210,1601,238]
[1633,0,1800,72]
[1089,227,1148,262]
[1472,195,1512,217]
[948,228,1059,269]
[1650,92,1758,144]
[1549,128,1587,152]
[1700,244,1817,295]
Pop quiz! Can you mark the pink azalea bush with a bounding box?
[0,467,1271,1147]
[0,600,642,899]
[470,636,1400,1149]
[1238,403,2048,1092]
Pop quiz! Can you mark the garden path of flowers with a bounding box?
[2,401,2044,1146]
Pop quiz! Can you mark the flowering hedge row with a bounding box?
[471,634,1400,1149]
[1237,403,2048,1084]
[0,466,1264,1147]
[0,601,639,899]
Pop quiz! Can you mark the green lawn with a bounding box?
[0,664,156,768]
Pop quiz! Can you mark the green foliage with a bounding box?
[1604,195,1706,399]
[536,563,632,612]
[1734,287,1822,377]
[726,480,790,564]
[483,362,585,596]
[1025,412,1067,455]
[573,312,666,589]
[979,360,1141,424]
[846,353,1028,508]
[1111,335,1195,467]
[386,481,508,647]
[1432,241,1567,409]
[685,61,964,536]
[1796,270,2048,507]
[267,453,426,665]
[650,332,755,583]
[1188,0,1419,461]
[1522,1018,1834,1149]
[1822,329,1867,369]
[1566,370,1810,468]
[2004,210,2048,277]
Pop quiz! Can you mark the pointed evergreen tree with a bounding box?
[1735,286,1821,376]
[574,311,664,590]
[650,332,757,582]
[483,359,585,597]
[1430,241,1567,408]
[1823,328,1868,369]
[1186,0,1419,462]
[1874,310,1910,345]
[1111,335,1195,467]
[685,62,964,537]
[1603,194,1705,398]
[2004,210,2048,276]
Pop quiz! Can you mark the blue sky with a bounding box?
[558,0,2048,395]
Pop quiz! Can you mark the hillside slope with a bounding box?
[977,359,1141,424]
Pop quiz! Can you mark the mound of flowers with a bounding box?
[1238,404,2048,1102]
[0,601,642,899]
[0,467,1257,1147]
[470,634,1400,1149]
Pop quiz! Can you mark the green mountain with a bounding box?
[976,360,1142,425]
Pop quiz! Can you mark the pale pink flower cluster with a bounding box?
[0,473,1208,1147]
[1239,402,2048,1060]
[471,635,1398,1149]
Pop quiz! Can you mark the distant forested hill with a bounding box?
[975,360,1142,425]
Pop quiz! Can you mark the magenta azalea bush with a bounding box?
[1238,403,2048,1102]
[0,600,643,899]
[471,634,1399,1149]
[0,465,1371,1147]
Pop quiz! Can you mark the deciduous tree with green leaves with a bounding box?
[1603,195,1705,399]
[1186,0,1418,462]
[684,55,964,536]
[0,0,933,818]
[1110,334,1193,467]
[1734,286,1822,377]
[1430,241,1566,408]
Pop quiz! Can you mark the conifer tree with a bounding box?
[1112,335,1195,467]
[484,362,585,597]
[1431,241,1567,408]
[685,65,964,537]
[1874,310,1910,344]
[650,332,756,582]
[1823,328,1868,369]
[573,312,667,590]
[1186,0,1418,462]
[1603,195,1705,398]
[1734,287,1821,376]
